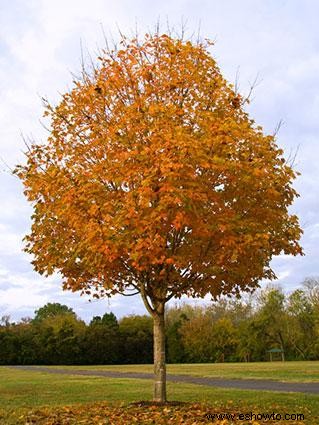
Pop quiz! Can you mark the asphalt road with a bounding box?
[9,365,319,394]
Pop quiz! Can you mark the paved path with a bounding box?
[9,365,319,394]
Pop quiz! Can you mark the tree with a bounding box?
[34,312,86,364]
[16,31,303,402]
[33,302,75,323]
[255,287,288,359]
[302,277,319,309]
[166,307,189,363]
[179,307,216,362]
[0,315,11,327]
[287,289,317,359]
[86,312,121,364]
[119,315,153,363]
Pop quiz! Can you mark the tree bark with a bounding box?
[153,309,166,403]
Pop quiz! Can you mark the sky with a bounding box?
[0,0,318,322]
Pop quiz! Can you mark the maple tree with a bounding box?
[16,32,303,402]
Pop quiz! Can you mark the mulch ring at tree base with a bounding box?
[0,402,311,424]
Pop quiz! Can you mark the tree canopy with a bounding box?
[16,31,303,402]
[33,302,75,323]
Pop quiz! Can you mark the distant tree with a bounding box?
[55,317,86,364]
[212,317,238,362]
[101,312,118,328]
[16,31,303,401]
[13,322,39,364]
[0,326,19,364]
[303,277,319,308]
[85,312,121,364]
[34,312,86,364]
[286,289,316,359]
[0,319,39,365]
[119,315,153,364]
[179,308,216,362]
[166,308,189,363]
[89,316,102,326]
[0,315,11,327]
[254,287,288,359]
[33,303,75,323]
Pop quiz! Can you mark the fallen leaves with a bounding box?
[0,402,310,425]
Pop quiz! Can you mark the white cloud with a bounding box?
[0,223,25,255]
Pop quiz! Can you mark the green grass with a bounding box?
[48,360,319,382]
[0,366,318,424]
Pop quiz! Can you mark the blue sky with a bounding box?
[0,0,318,322]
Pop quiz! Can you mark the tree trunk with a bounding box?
[153,309,166,403]
[278,332,285,361]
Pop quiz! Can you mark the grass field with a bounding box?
[0,364,318,424]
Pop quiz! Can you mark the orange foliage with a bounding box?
[16,33,303,306]
[2,402,309,424]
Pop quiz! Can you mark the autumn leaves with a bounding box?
[16,32,303,402]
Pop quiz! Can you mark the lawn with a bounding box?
[0,365,318,424]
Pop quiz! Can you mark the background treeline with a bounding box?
[1,278,319,365]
